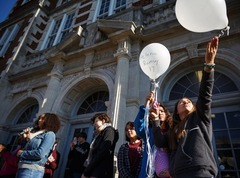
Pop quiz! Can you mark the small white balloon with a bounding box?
[139,43,171,80]
[175,0,229,33]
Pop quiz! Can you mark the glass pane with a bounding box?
[17,104,39,124]
[230,130,240,148]
[115,0,126,13]
[213,113,227,130]
[77,91,109,115]
[51,19,62,35]
[99,0,110,15]
[215,73,238,93]
[221,171,238,178]
[217,149,236,170]
[214,130,231,148]
[227,111,240,129]
[234,149,240,170]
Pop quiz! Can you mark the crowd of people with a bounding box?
[0,36,219,178]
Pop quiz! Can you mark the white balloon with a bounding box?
[139,43,171,80]
[175,0,228,33]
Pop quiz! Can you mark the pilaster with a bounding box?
[39,58,64,114]
[112,38,131,146]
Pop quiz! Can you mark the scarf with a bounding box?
[84,123,112,167]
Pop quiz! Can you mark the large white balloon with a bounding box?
[139,43,171,80]
[175,0,228,33]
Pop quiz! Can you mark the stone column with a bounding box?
[39,59,64,114]
[0,76,11,122]
[112,38,131,146]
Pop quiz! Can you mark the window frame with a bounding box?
[0,24,20,57]
[40,12,75,50]
[92,0,126,22]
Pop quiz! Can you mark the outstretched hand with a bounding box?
[205,36,219,64]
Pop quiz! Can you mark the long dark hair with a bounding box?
[34,113,61,133]
[125,121,141,142]
[159,103,173,130]
[168,97,196,151]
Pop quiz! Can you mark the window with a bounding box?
[213,111,240,177]
[0,24,20,57]
[16,104,39,124]
[41,13,75,49]
[169,71,238,100]
[94,0,126,21]
[98,0,111,19]
[114,0,127,13]
[77,91,109,114]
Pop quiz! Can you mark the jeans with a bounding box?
[16,168,44,178]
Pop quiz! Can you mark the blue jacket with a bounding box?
[134,105,154,178]
[19,131,55,167]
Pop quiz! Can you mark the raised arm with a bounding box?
[197,37,219,124]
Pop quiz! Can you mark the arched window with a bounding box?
[77,91,109,115]
[16,104,39,124]
[169,71,238,100]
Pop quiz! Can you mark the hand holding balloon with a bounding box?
[145,91,155,108]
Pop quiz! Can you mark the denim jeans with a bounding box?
[16,168,44,178]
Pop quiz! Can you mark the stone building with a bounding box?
[0,0,239,177]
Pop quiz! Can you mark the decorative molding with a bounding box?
[186,44,198,59]
[114,39,131,58]
[143,3,175,26]
[22,52,48,69]
[10,75,49,94]
[93,50,115,62]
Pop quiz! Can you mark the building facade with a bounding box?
[0,0,239,177]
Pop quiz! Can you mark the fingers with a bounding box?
[145,92,155,107]
[205,36,219,64]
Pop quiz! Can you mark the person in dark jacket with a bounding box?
[151,36,219,178]
[68,132,90,178]
[81,113,119,178]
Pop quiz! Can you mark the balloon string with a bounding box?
[143,79,160,177]
[151,80,160,101]
[218,26,230,38]
[144,106,155,178]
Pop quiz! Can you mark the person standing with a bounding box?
[117,121,144,178]
[134,92,172,178]
[44,140,60,178]
[16,113,61,178]
[81,113,119,178]
[0,143,18,178]
[151,37,219,178]
[68,132,90,178]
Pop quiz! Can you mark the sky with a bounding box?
[0,0,18,23]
